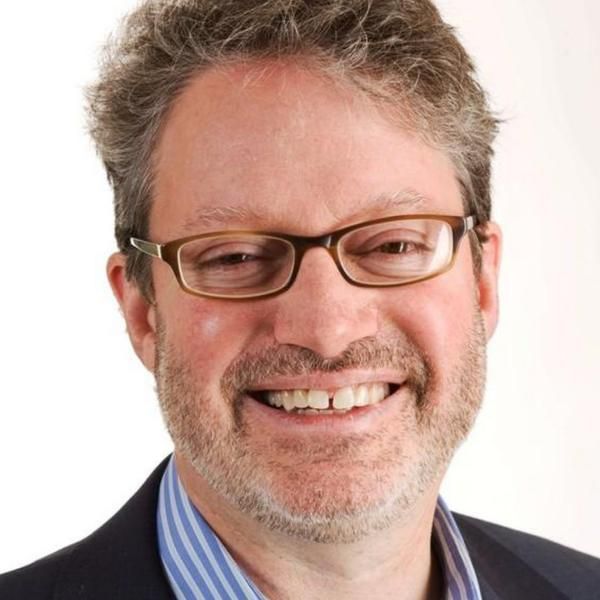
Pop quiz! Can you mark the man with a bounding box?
[1,0,598,598]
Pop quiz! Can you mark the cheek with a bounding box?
[188,311,227,342]
[385,272,477,378]
[163,296,273,377]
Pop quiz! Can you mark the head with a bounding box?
[92,0,502,543]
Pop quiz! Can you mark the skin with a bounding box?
[108,61,501,599]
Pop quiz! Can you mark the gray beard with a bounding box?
[154,306,487,544]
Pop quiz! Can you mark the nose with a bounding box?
[272,248,379,358]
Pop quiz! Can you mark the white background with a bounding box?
[0,0,598,573]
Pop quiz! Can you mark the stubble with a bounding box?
[155,305,487,543]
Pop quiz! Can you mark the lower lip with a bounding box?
[242,385,407,435]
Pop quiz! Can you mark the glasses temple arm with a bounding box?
[130,237,163,259]
[464,215,478,233]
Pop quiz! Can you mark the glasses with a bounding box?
[130,214,477,300]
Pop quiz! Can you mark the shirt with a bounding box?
[157,456,482,599]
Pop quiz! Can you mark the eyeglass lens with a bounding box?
[339,218,452,284]
[178,234,294,296]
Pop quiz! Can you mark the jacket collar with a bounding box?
[54,457,567,600]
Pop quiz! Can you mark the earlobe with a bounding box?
[476,222,502,341]
[107,253,157,372]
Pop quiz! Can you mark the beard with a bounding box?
[155,304,487,544]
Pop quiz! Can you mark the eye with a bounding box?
[375,241,420,254]
[200,251,261,269]
[193,244,271,271]
[347,229,430,256]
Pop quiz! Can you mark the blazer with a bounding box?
[1,458,599,599]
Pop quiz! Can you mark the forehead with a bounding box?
[151,60,463,238]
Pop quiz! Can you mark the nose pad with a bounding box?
[272,248,378,358]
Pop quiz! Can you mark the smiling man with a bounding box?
[1,1,599,599]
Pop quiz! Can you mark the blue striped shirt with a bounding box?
[157,456,481,599]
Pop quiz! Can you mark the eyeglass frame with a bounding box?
[130,213,478,300]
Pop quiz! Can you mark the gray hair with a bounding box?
[87,0,499,300]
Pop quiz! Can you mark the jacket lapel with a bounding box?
[454,513,568,600]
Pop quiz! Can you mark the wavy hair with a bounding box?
[87,0,499,299]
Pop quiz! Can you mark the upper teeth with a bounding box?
[265,383,391,412]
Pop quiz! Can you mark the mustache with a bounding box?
[220,335,432,403]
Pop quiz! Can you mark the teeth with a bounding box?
[371,382,386,404]
[293,390,309,409]
[271,392,283,408]
[282,391,296,412]
[307,390,329,410]
[354,384,369,407]
[332,386,354,409]
[264,382,392,412]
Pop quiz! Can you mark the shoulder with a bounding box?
[453,512,600,599]
[0,543,77,599]
[0,458,173,599]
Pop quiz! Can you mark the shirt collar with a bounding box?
[433,496,482,600]
[157,456,481,600]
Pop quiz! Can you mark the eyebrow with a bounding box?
[182,205,265,231]
[366,188,427,213]
[182,188,428,232]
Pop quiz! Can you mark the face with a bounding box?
[115,61,500,543]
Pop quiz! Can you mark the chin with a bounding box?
[237,463,437,544]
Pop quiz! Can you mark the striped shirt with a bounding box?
[157,456,481,599]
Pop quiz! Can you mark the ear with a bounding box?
[107,253,157,372]
[476,222,502,341]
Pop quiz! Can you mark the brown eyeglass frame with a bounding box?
[130,214,478,300]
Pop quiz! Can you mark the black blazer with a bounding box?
[1,458,599,599]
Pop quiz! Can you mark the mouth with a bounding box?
[247,382,402,415]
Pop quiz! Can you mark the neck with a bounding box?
[176,455,444,600]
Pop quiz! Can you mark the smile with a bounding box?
[250,382,401,414]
